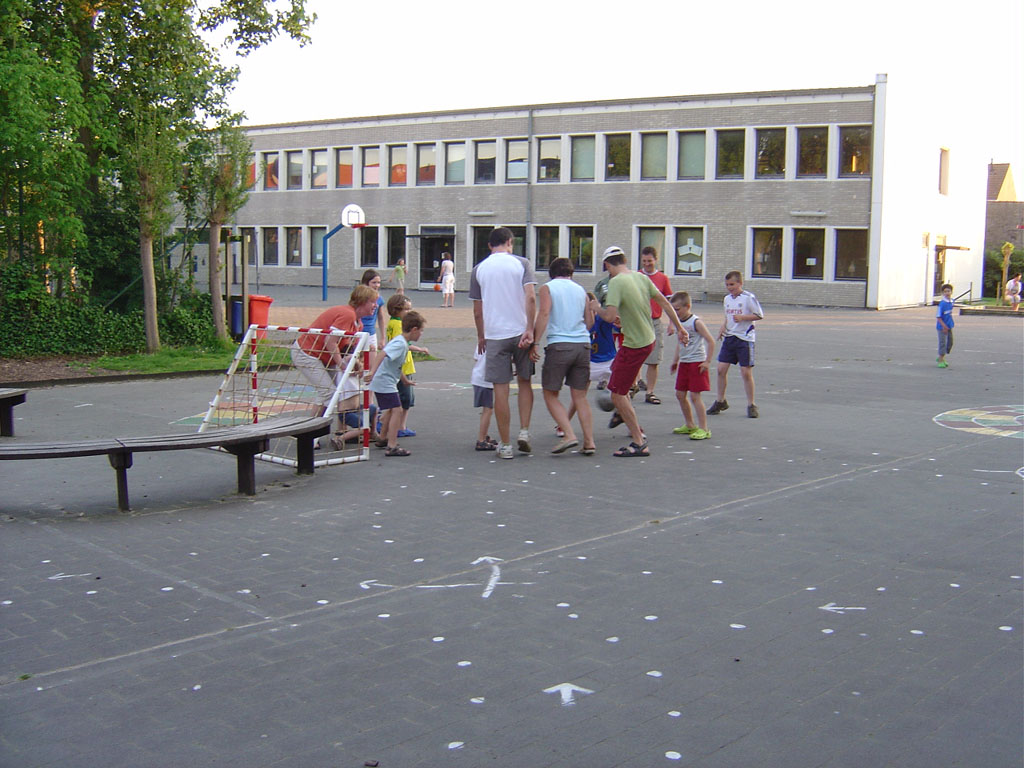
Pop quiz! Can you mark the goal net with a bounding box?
[199,325,373,467]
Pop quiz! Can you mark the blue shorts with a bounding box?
[718,335,755,367]
[342,403,376,429]
[373,391,402,411]
[398,379,414,410]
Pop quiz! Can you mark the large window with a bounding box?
[361,146,379,186]
[475,140,495,184]
[360,225,379,267]
[241,227,257,266]
[752,228,782,277]
[416,143,435,185]
[310,226,325,266]
[387,226,406,267]
[677,132,705,179]
[538,137,560,181]
[835,229,868,280]
[793,229,824,279]
[535,226,559,270]
[286,151,302,189]
[388,145,407,186]
[262,227,279,266]
[568,226,593,271]
[310,149,327,189]
[716,130,745,179]
[445,142,465,185]
[605,133,631,180]
[506,139,528,183]
[641,133,667,180]
[571,135,595,181]
[246,160,256,190]
[285,226,302,265]
[755,129,785,178]
[839,126,871,176]
[336,147,353,187]
[638,227,665,267]
[673,227,704,276]
[263,152,279,190]
[797,127,827,177]
[472,226,491,266]
[508,226,527,259]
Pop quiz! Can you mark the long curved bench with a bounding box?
[0,415,333,511]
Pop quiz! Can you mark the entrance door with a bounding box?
[933,235,947,295]
[419,235,454,286]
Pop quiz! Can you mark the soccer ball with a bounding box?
[596,392,615,412]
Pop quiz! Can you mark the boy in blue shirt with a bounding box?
[368,311,426,456]
[936,283,954,368]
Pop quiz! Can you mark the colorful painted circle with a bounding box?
[933,405,1024,439]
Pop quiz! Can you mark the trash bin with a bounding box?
[228,298,244,340]
[248,294,274,339]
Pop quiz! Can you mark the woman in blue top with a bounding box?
[531,257,596,455]
[359,270,387,351]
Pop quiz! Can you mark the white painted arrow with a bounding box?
[819,602,866,615]
[48,572,92,580]
[543,683,594,706]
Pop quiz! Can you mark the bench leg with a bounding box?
[0,394,26,437]
[108,451,133,511]
[227,440,268,495]
[296,433,316,475]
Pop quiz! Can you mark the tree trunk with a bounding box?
[140,225,160,353]
[209,219,227,339]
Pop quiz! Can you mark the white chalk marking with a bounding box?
[470,697,485,704]
[910,629,924,635]
[557,602,570,607]
[819,602,866,614]
[822,628,834,635]
[316,600,329,605]
[730,623,746,630]
[543,682,594,706]
[48,572,92,581]
[474,556,503,599]
[447,741,464,750]
[433,636,444,642]
[668,710,681,717]
[666,751,683,760]
[644,615,658,621]
[457,661,472,667]
[647,670,663,678]
[441,490,455,496]
[73,403,93,408]
[606,637,619,643]
[160,587,174,592]
[999,626,1013,631]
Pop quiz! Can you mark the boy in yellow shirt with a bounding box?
[384,294,430,438]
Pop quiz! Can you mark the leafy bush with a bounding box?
[0,287,219,358]
[984,248,1024,298]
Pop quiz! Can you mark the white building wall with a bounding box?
[872,74,987,308]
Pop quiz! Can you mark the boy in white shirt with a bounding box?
[707,271,764,419]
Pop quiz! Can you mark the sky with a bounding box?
[220,0,1023,174]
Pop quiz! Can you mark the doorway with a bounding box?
[419,232,455,287]
[933,235,947,296]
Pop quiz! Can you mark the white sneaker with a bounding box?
[517,429,532,453]
[498,443,514,459]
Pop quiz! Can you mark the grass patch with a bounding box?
[412,351,441,362]
[92,340,238,375]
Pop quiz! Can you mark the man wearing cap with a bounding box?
[596,246,687,457]
[469,227,538,459]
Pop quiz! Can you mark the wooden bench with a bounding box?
[0,388,27,437]
[0,415,333,511]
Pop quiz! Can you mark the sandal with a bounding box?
[551,438,579,454]
[613,441,649,458]
[581,445,596,456]
[384,446,411,457]
[608,412,624,429]
[475,439,497,451]
[645,393,661,405]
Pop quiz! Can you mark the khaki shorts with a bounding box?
[484,335,534,384]
[644,319,664,365]
[541,342,590,391]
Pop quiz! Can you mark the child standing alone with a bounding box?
[368,311,426,457]
[936,283,954,368]
[707,270,764,419]
[669,292,716,440]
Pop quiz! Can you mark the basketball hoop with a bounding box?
[341,203,366,229]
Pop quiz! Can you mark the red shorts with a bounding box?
[607,343,653,395]
[674,361,710,393]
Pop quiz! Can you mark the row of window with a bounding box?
[234,224,868,283]
[255,125,872,191]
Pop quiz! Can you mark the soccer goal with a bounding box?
[199,325,373,467]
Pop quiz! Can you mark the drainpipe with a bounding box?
[527,108,534,249]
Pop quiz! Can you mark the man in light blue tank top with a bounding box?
[532,258,596,455]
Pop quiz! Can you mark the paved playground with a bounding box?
[1,294,1021,767]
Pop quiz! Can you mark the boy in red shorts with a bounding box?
[595,247,687,457]
[669,292,716,440]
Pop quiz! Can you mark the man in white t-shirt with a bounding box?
[469,227,537,459]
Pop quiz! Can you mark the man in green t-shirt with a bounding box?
[595,247,687,457]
